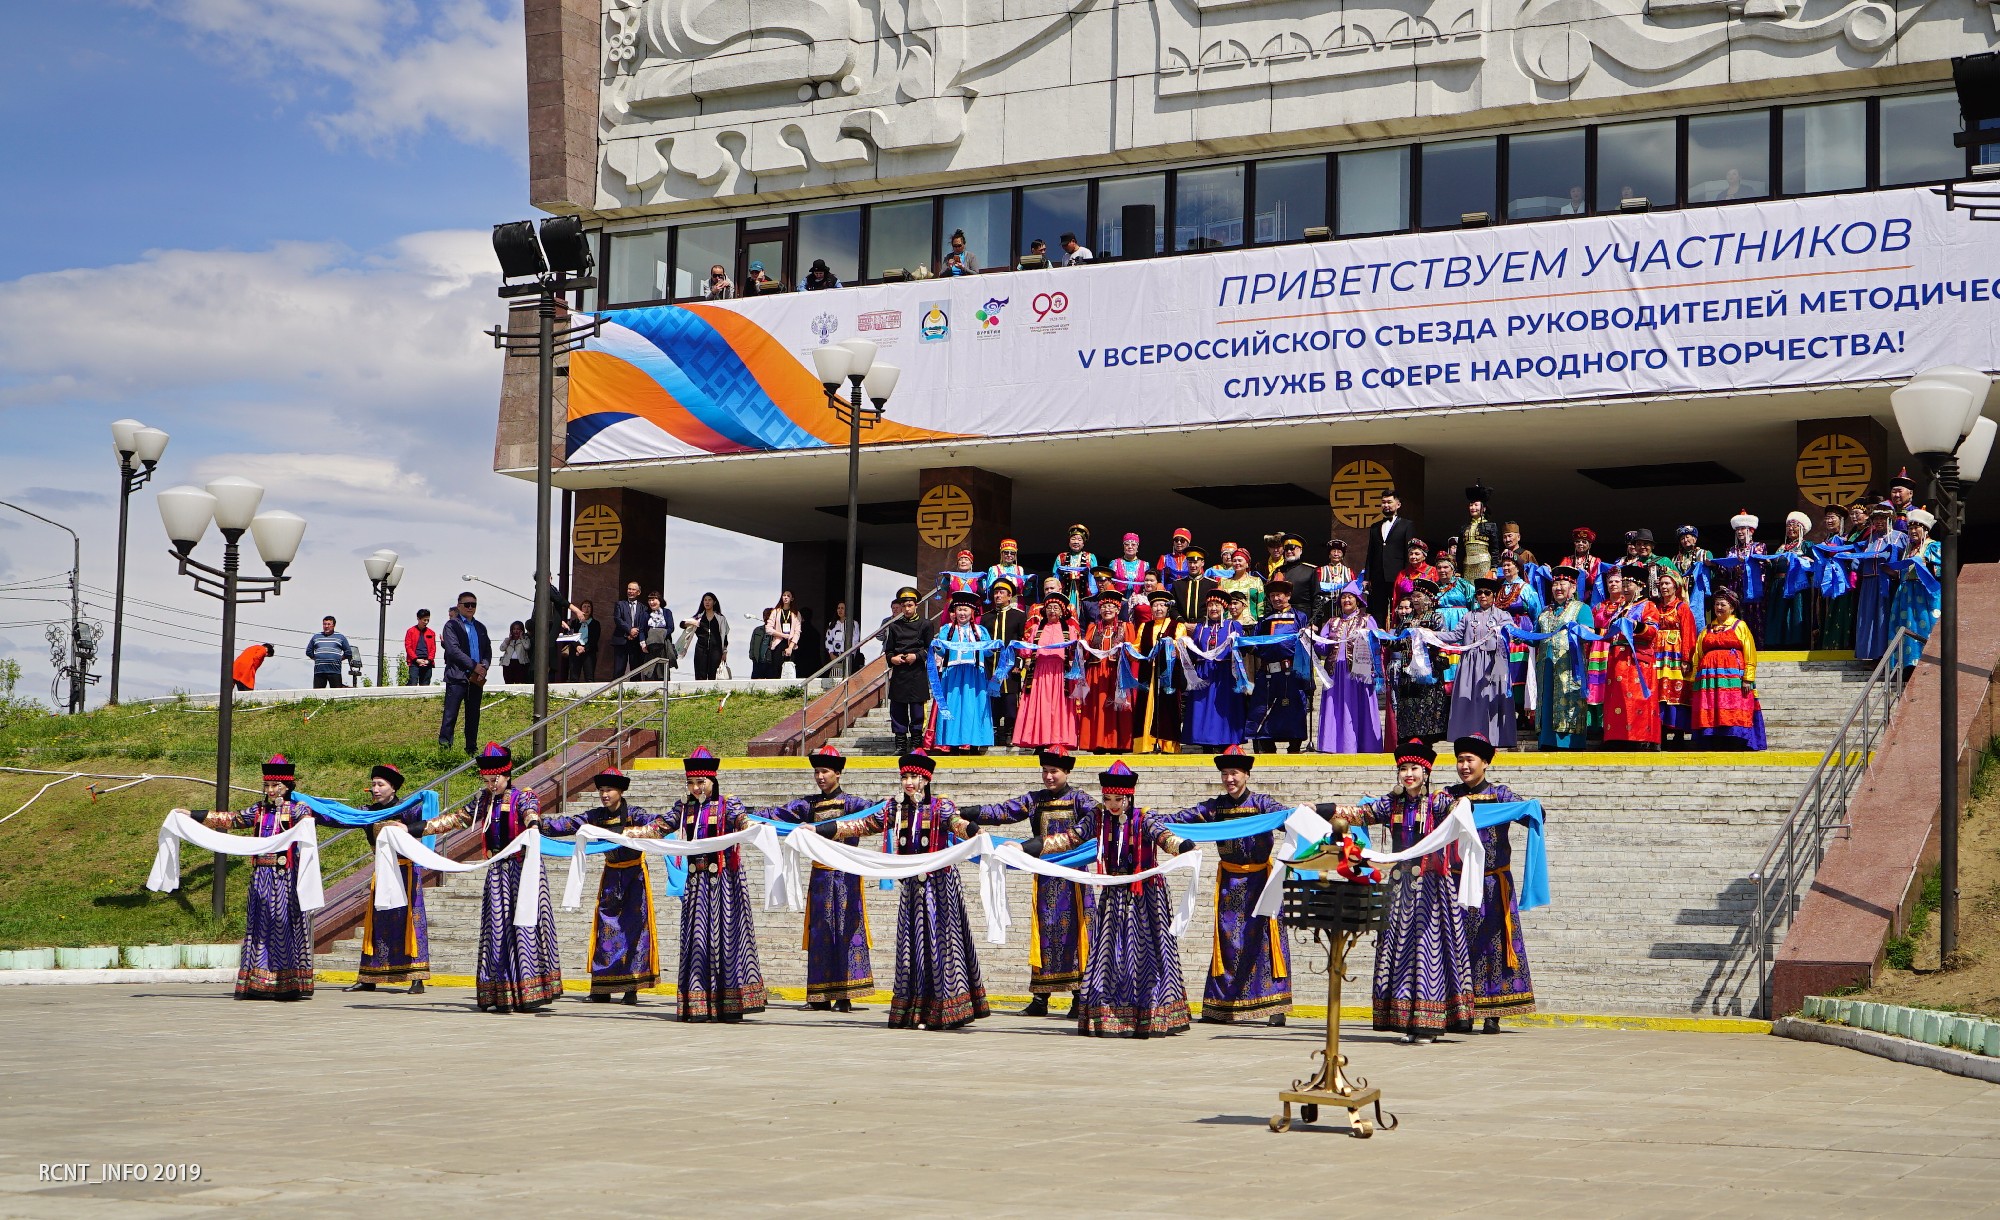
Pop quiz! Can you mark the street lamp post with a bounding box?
[488,217,600,755]
[158,478,307,921]
[811,341,901,679]
[1889,366,1997,966]
[108,419,169,704]
[365,550,404,687]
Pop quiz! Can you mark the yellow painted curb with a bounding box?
[633,752,1829,770]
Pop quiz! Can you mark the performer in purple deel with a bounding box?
[1161,746,1293,1026]
[1022,760,1197,1038]
[820,751,989,1031]
[351,763,429,994]
[648,748,766,1022]
[539,767,664,1006]
[1448,733,1535,1032]
[754,746,875,1012]
[963,746,1098,1016]
[179,755,320,1001]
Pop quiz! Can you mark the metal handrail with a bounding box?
[791,586,943,752]
[1748,629,1911,1017]
[317,656,674,885]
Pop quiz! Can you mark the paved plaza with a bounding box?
[3,985,2000,1217]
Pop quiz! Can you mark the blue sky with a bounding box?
[0,2,901,703]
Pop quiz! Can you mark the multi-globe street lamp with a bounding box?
[810,340,900,678]
[108,419,170,704]
[364,549,405,687]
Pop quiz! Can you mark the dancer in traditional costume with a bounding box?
[1106,532,1150,605]
[1078,590,1134,752]
[931,590,997,752]
[1889,508,1943,673]
[1716,512,1770,644]
[1690,589,1767,751]
[1440,577,1517,748]
[1534,567,1591,751]
[987,539,1031,602]
[965,747,1098,1014]
[1338,740,1474,1041]
[1601,564,1663,749]
[1765,511,1817,650]
[755,747,874,1010]
[1388,580,1451,746]
[1218,549,1265,624]
[1496,556,1541,722]
[1163,747,1292,1026]
[1246,580,1310,754]
[1315,538,1356,623]
[1024,761,1195,1038]
[654,749,766,1021]
[539,767,664,1003]
[1853,503,1906,663]
[420,743,562,1013]
[179,755,320,1000]
[1055,523,1099,613]
[935,548,989,605]
[984,579,1028,742]
[1652,568,1700,749]
[1565,528,1606,607]
[1156,528,1196,588]
[1180,592,1246,749]
[1013,591,1081,751]
[351,763,428,992]
[1312,584,1382,754]
[1129,591,1182,754]
[1446,734,1534,1030]
[821,752,988,1030]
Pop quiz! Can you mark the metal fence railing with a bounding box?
[1748,629,1910,1017]
[788,587,942,754]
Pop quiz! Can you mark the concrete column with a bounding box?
[915,467,1013,609]
[1794,417,1888,516]
[1329,444,1424,544]
[780,540,854,671]
[569,487,667,640]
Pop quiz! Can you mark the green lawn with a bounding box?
[0,689,798,949]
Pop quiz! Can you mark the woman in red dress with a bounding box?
[1012,591,1081,751]
[1078,590,1133,752]
[1602,563,1662,749]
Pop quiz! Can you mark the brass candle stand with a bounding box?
[1269,877,1397,1137]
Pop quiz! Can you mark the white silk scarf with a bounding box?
[370,822,545,927]
[147,811,325,912]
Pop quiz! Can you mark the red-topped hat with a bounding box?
[899,750,936,776]
[807,745,846,772]
[1393,738,1434,770]
[590,767,631,791]
[476,742,513,775]
[955,548,974,560]
[682,747,719,777]
[1097,759,1137,793]
[1038,747,1077,772]
[1172,527,1192,541]
[1572,526,1597,542]
[262,754,295,782]
[1214,744,1254,773]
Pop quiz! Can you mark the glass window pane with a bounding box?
[1688,111,1770,203]
[867,200,932,280]
[672,221,734,299]
[797,208,860,287]
[1175,164,1245,251]
[1507,130,1586,219]
[1880,92,1966,186]
[1420,138,1497,228]
[1596,119,1677,212]
[1020,181,1088,263]
[1336,146,1410,235]
[1097,173,1166,259]
[940,191,1012,273]
[1782,101,1865,195]
[608,229,670,304]
[1252,155,1326,243]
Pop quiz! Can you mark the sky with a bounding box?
[0,1,904,704]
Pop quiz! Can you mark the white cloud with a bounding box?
[136,0,527,154]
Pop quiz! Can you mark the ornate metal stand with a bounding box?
[1269,878,1398,1137]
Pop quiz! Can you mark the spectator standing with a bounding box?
[756,591,803,679]
[232,643,274,692]
[683,592,729,680]
[612,581,646,676]
[403,610,437,686]
[439,591,492,753]
[563,599,599,682]
[499,621,531,685]
[1059,232,1093,266]
[823,600,860,675]
[305,617,355,689]
[641,593,676,669]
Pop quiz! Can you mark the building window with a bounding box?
[1337,146,1410,235]
[1595,118,1677,212]
[867,199,932,280]
[1687,110,1771,203]
[1021,181,1089,261]
[1097,173,1167,259]
[797,208,861,287]
[672,221,734,299]
[1782,100,1866,195]
[1175,164,1245,251]
[940,190,1012,273]
[1507,129,1586,219]
[1420,138,1497,228]
[1251,155,1326,243]
[1880,92,1966,185]
[607,229,670,304]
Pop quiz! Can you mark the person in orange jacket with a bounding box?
[232,643,275,691]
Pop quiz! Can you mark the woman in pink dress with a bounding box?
[1012,591,1081,751]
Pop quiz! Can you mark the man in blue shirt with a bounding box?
[305,617,356,689]
[439,591,493,753]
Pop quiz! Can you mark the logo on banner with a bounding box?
[572,504,623,565]
[974,297,1008,333]
[1329,460,1397,530]
[1795,433,1874,508]
[1029,290,1071,334]
[809,312,839,343]
[858,309,901,332]
[917,484,974,549]
[919,301,950,342]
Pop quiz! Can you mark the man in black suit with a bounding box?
[611,581,645,677]
[1363,490,1415,624]
[438,589,494,753]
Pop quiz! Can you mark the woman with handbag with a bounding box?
[756,591,803,679]
[681,592,729,680]
[641,593,677,670]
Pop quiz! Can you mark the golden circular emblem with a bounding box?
[572,503,623,566]
[1328,459,1397,530]
[1795,434,1873,509]
[917,484,974,550]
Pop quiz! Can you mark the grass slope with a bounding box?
[0,690,798,949]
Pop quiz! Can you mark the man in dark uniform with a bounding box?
[1248,579,1311,754]
[881,586,936,754]
[983,578,1028,741]
[1171,548,1219,623]
[1276,534,1320,621]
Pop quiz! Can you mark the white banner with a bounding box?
[571,187,1999,462]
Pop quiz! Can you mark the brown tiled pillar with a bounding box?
[915,467,1013,610]
[1329,444,1424,544]
[570,489,667,672]
[1794,418,1889,517]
